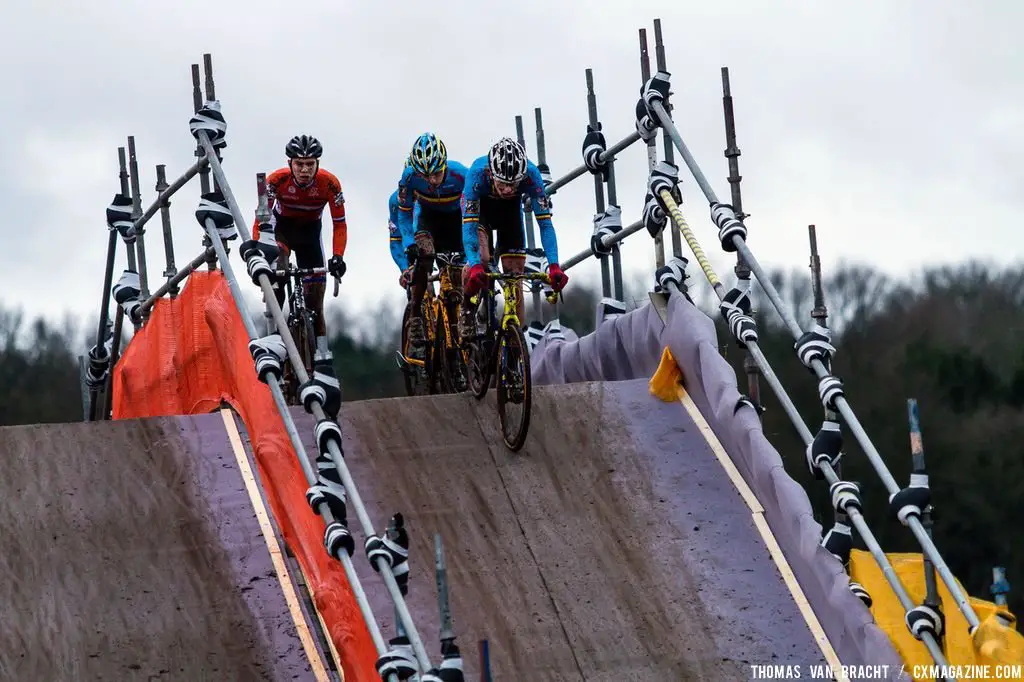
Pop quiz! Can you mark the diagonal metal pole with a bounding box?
[200,219,403,682]
[655,191,953,674]
[651,98,979,632]
[197,131,432,671]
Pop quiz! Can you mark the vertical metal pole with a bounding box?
[534,107,554,324]
[103,146,133,420]
[127,136,150,325]
[117,147,139,274]
[640,28,665,270]
[256,173,276,335]
[809,224,846,538]
[653,18,682,260]
[592,68,625,302]
[155,165,179,297]
[515,115,541,322]
[203,54,220,194]
[722,67,761,415]
[908,398,942,614]
[585,68,612,299]
[192,62,218,271]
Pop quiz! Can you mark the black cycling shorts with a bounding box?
[478,196,526,259]
[416,208,464,255]
[272,216,325,269]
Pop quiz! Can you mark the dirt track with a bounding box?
[0,414,317,681]
[290,378,826,680]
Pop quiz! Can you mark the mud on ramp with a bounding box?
[0,414,319,681]
[291,378,828,680]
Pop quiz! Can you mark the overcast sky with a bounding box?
[2,1,1021,338]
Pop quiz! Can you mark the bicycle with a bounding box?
[464,264,556,451]
[396,252,468,396]
[274,261,340,406]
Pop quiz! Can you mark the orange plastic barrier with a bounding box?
[112,270,380,681]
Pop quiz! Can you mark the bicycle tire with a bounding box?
[399,303,420,397]
[496,323,532,451]
[466,290,495,400]
[432,311,452,394]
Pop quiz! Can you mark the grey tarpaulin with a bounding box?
[531,291,905,676]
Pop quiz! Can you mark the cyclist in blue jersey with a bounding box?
[459,137,568,339]
[396,133,470,375]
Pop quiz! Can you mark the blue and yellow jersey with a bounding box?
[460,155,558,267]
[395,160,469,248]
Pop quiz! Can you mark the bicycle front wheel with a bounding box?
[466,291,494,400]
[496,323,532,451]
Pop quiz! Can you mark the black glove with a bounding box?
[404,243,419,266]
[328,255,346,279]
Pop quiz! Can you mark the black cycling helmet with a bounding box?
[488,137,528,184]
[285,134,323,159]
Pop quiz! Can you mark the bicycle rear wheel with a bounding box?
[399,302,422,397]
[496,323,532,451]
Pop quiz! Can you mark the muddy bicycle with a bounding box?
[396,252,469,396]
[273,262,340,406]
[464,265,556,450]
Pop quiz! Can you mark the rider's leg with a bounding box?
[407,224,436,360]
[460,224,493,339]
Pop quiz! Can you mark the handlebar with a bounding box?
[273,265,341,297]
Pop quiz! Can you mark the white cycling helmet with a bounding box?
[487,137,528,184]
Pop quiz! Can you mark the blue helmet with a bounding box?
[409,132,448,176]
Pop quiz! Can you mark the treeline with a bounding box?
[0,261,1020,617]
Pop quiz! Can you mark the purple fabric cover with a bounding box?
[530,290,905,677]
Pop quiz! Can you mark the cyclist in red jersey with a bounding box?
[253,135,348,355]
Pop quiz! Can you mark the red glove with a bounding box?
[464,264,487,297]
[399,267,413,288]
[547,263,568,292]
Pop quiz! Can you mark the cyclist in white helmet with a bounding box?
[459,137,567,339]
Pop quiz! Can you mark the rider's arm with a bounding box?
[324,172,348,257]
[525,162,559,265]
[389,222,405,270]
[461,161,485,267]
[388,192,406,270]
[395,167,417,251]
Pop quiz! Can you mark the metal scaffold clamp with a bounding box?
[107,193,137,244]
[195,191,237,242]
[112,270,143,325]
[591,204,622,259]
[189,99,227,150]
[709,202,748,252]
[581,122,610,179]
[299,359,343,419]
[239,228,280,286]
